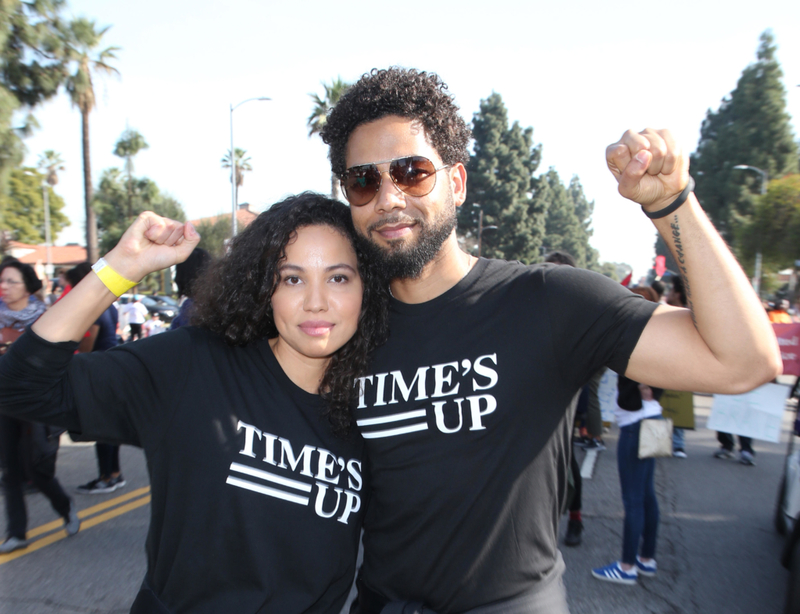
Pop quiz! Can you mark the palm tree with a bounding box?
[37,150,65,188]
[307,77,349,201]
[64,17,119,262]
[113,128,149,219]
[221,148,252,209]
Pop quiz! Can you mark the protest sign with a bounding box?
[660,390,695,429]
[773,323,800,376]
[707,382,790,443]
[597,369,618,424]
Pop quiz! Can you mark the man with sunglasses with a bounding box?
[321,68,780,613]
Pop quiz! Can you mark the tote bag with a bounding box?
[638,417,673,458]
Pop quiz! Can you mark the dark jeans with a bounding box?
[569,445,582,512]
[0,415,71,540]
[128,323,143,341]
[717,431,754,455]
[617,420,659,565]
[96,443,120,477]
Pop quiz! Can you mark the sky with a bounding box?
[17,0,800,281]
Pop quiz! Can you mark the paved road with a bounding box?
[0,389,795,613]
[562,389,792,614]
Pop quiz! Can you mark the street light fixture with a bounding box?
[42,181,52,279]
[230,97,271,238]
[23,170,53,283]
[733,165,768,195]
[733,164,769,296]
[472,204,498,258]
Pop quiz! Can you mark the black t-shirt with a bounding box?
[355,258,657,612]
[0,327,366,614]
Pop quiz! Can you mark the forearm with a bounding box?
[32,212,197,343]
[653,194,781,385]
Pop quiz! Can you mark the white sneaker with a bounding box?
[739,451,756,466]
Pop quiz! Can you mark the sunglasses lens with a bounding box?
[343,166,381,206]
[390,156,437,195]
[342,156,440,206]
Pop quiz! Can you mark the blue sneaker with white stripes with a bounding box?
[635,556,657,577]
[591,561,638,585]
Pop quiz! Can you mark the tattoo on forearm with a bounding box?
[671,214,697,328]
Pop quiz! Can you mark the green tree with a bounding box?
[93,167,185,255]
[37,148,63,187]
[736,174,800,272]
[307,77,349,200]
[598,262,620,281]
[0,0,68,240]
[534,170,600,269]
[221,147,251,208]
[539,168,587,265]
[690,30,798,243]
[113,128,148,219]
[196,217,231,258]
[568,176,599,270]
[64,16,119,262]
[3,166,68,243]
[459,92,543,263]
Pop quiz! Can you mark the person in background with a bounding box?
[143,313,166,337]
[0,261,79,554]
[121,295,148,341]
[769,299,792,324]
[171,247,210,330]
[544,250,594,548]
[714,431,757,466]
[665,274,688,458]
[650,279,665,302]
[592,286,662,585]
[65,263,128,496]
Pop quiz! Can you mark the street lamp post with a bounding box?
[733,164,768,296]
[42,183,52,279]
[472,204,497,258]
[230,97,271,238]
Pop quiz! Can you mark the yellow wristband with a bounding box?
[91,258,138,297]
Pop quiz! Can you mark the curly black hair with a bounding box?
[320,67,472,177]
[174,247,210,299]
[191,192,389,435]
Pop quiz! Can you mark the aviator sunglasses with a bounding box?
[340,155,450,207]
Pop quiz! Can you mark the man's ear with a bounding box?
[450,163,467,208]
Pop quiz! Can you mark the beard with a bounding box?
[356,192,458,281]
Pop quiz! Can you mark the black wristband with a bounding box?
[642,176,695,220]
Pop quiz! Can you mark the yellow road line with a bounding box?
[0,488,151,565]
[25,486,151,539]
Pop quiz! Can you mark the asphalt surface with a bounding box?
[0,387,795,614]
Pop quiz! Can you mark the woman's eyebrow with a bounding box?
[277,263,357,273]
[326,263,357,273]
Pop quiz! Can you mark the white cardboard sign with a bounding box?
[707,383,790,443]
[597,369,619,424]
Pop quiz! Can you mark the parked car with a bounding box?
[117,294,177,323]
[151,295,179,308]
[777,386,800,614]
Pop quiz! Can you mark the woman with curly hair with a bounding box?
[0,192,388,613]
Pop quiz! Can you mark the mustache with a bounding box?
[366,215,419,234]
